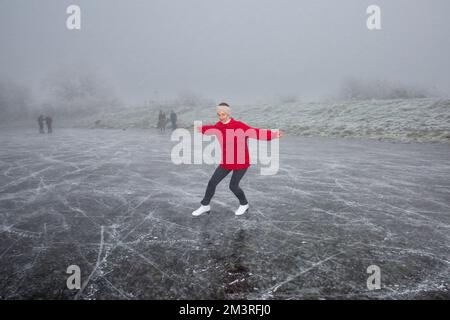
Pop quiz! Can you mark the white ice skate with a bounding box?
[235,204,249,216]
[192,205,211,216]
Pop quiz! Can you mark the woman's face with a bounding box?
[217,111,230,123]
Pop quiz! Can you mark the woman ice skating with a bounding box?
[192,102,283,216]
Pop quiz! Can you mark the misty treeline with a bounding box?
[0,68,123,124]
[0,70,217,125]
[143,91,215,109]
[1,71,434,125]
[0,80,31,122]
[339,78,430,100]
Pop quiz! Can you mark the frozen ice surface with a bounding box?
[0,128,449,299]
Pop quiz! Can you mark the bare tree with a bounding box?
[40,67,123,117]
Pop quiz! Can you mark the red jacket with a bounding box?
[199,117,277,170]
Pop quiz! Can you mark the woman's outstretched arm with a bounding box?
[238,122,283,140]
[196,124,217,135]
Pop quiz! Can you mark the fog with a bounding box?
[1,0,450,114]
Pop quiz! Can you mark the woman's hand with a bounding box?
[273,130,284,138]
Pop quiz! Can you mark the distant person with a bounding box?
[157,110,163,132]
[170,110,177,130]
[38,115,45,134]
[45,116,53,133]
[163,112,167,132]
[158,111,167,133]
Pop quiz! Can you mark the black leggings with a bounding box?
[201,166,248,206]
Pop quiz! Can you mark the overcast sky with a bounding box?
[1,0,449,104]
